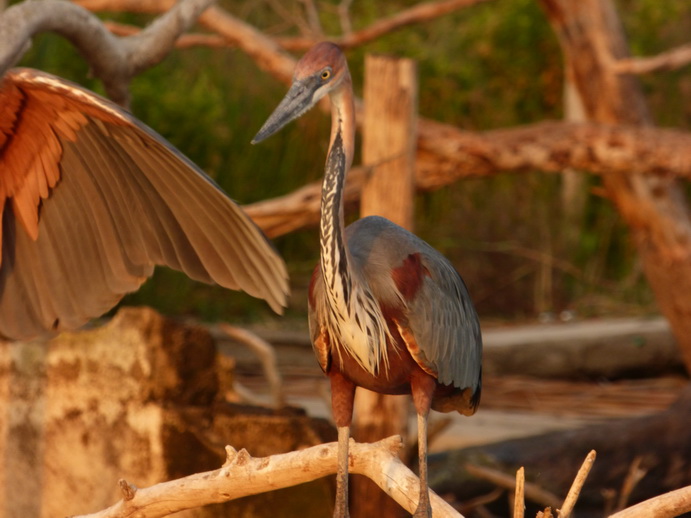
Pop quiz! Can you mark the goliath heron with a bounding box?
[0,68,288,340]
[253,42,482,517]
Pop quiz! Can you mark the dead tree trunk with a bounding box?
[539,0,691,374]
[350,53,418,518]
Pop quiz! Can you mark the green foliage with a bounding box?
[16,0,690,323]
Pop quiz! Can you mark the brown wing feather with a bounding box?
[0,68,289,340]
[1,75,98,242]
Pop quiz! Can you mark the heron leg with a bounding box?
[334,425,351,518]
[413,412,432,518]
[411,371,435,518]
[330,372,355,518]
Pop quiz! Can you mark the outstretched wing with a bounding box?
[0,68,288,340]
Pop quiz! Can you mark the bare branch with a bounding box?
[104,21,227,48]
[266,0,312,37]
[514,467,525,518]
[615,456,648,512]
[76,0,298,83]
[614,43,691,74]
[243,121,691,238]
[77,1,691,197]
[277,0,495,50]
[214,323,285,408]
[76,0,493,71]
[0,0,213,106]
[122,0,214,76]
[558,450,596,517]
[0,2,121,78]
[607,485,691,518]
[417,120,691,188]
[299,0,324,37]
[72,436,465,518]
[338,0,354,36]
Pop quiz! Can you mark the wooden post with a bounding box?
[351,53,418,518]
[360,55,418,228]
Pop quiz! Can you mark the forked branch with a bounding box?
[71,436,463,518]
[0,0,213,106]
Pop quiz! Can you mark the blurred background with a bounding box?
[17,0,691,328]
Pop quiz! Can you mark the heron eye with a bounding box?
[321,69,331,80]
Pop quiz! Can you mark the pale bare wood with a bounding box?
[607,485,691,518]
[72,436,465,518]
[558,450,596,518]
[514,467,525,518]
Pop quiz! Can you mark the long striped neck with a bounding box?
[319,76,355,319]
[319,74,392,375]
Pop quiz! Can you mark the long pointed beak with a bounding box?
[252,78,318,144]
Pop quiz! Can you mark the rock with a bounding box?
[0,307,335,517]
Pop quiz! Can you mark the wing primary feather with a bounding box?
[114,126,288,310]
[0,67,290,339]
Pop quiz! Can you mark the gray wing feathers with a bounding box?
[347,216,481,391]
[406,253,482,389]
[0,116,288,340]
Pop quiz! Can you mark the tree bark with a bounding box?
[540,0,691,374]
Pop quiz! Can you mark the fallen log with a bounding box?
[429,383,691,516]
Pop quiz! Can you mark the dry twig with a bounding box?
[276,0,494,50]
[104,20,227,48]
[215,323,285,408]
[558,450,596,517]
[615,456,648,512]
[465,463,562,510]
[514,467,525,518]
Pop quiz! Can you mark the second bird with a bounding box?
[253,42,482,518]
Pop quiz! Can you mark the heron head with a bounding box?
[252,42,349,144]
